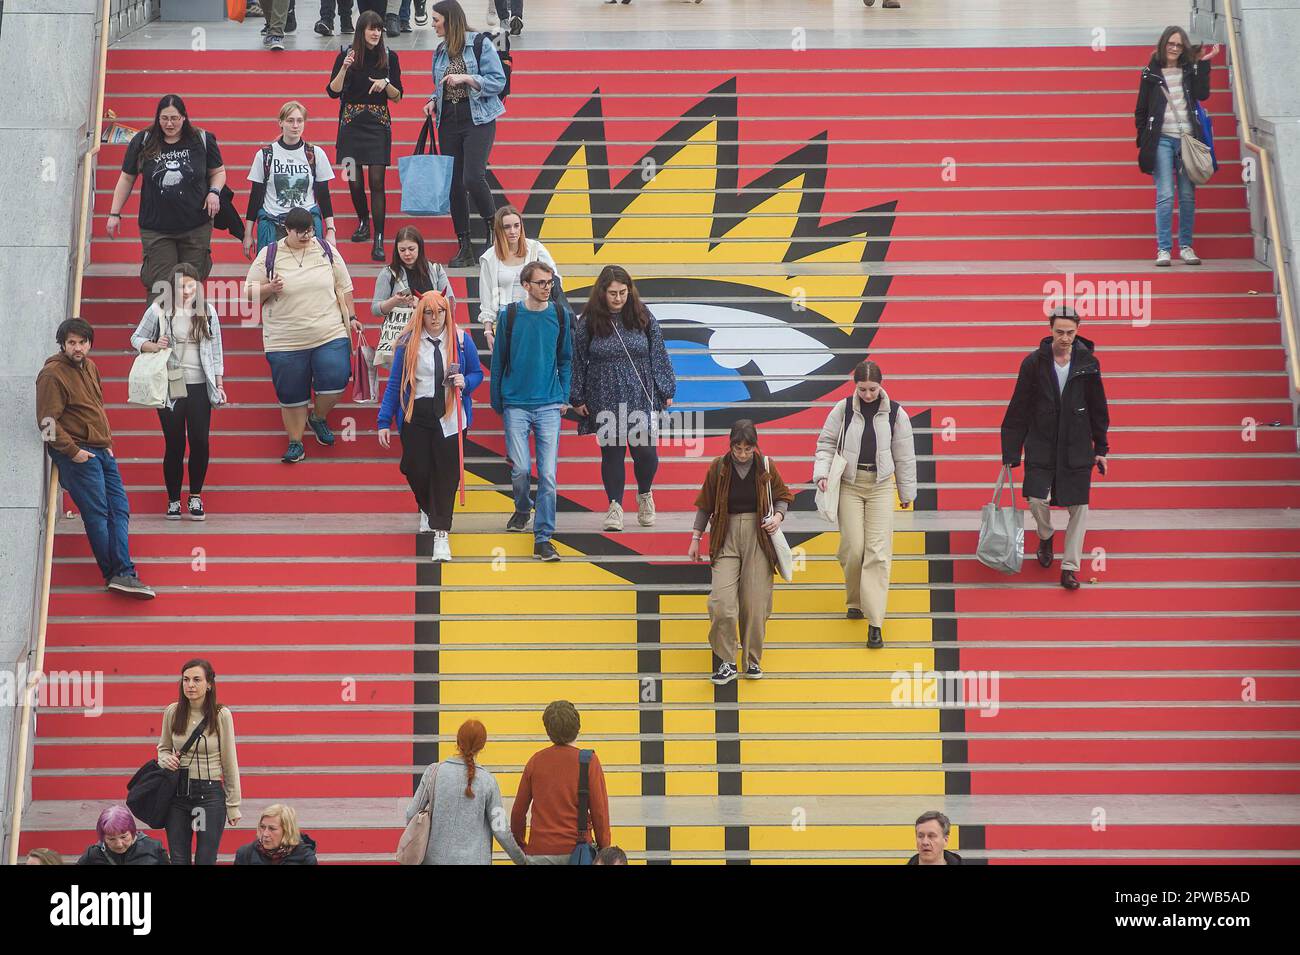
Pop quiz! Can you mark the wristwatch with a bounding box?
[208,187,221,196]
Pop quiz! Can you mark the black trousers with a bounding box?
[320,0,353,19]
[600,441,658,502]
[439,99,497,235]
[400,398,462,531]
[165,779,226,865]
[156,383,212,501]
[494,0,522,16]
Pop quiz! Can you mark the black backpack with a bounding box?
[474,32,512,101]
[837,395,901,451]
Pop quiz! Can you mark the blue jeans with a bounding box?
[50,445,136,582]
[398,0,410,21]
[504,405,561,542]
[1154,135,1195,251]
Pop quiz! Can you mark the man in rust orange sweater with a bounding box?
[510,700,612,863]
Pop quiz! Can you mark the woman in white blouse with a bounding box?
[477,204,560,347]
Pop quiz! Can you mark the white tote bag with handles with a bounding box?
[815,396,853,524]
[375,306,414,368]
[977,465,1025,575]
[127,348,173,408]
[760,455,795,582]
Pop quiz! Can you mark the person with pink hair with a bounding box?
[76,805,169,865]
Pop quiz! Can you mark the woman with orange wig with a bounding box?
[405,719,527,865]
[377,290,482,560]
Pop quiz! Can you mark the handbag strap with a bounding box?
[575,749,593,843]
[415,115,438,156]
[177,715,208,757]
[611,322,655,410]
[422,762,440,814]
[991,464,1018,510]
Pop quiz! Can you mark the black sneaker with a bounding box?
[846,608,864,620]
[867,626,884,649]
[711,662,737,686]
[534,540,560,562]
[166,501,182,521]
[505,511,531,532]
[400,19,412,32]
[743,663,763,680]
[188,495,206,521]
[414,0,427,24]
[384,12,400,36]
[107,575,156,600]
[314,18,332,35]
[509,14,523,35]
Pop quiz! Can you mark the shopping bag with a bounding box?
[976,465,1024,575]
[127,349,173,408]
[375,306,413,368]
[227,0,247,23]
[399,118,455,216]
[353,330,378,403]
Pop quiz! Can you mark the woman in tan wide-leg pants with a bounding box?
[688,420,794,686]
[813,361,917,649]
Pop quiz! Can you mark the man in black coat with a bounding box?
[1001,307,1110,590]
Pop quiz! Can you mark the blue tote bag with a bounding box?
[399,117,455,216]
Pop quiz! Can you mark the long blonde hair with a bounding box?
[492,205,528,260]
[400,290,459,424]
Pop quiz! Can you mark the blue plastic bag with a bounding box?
[1194,100,1219,173]
[399,117,455,216]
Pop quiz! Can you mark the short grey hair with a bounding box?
[915,810,951,837]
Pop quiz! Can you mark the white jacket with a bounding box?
[478,238,561,330]
[813,389,917,504]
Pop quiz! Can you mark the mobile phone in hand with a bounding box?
[445,362,460,385]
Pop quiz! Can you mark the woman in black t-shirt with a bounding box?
[327,12,404,263]
[107,95,226,306]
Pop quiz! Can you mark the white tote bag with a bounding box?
[815,396,854,524]
[976,465,1025,575]
[127,348,173,408]
[375,306,414,368]
[761,455,794,582]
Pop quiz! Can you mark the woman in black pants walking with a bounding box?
[425,0,507,267]
[327,11,404,262]
[156,659,242,865]
[130,263,226,521]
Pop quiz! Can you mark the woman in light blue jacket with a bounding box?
[130,263,225,521]
[423,0,506,268]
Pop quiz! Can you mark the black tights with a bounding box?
[600,442,658,503]
[157,383,212,502]
[349,163,388,235]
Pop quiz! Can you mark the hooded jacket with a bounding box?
[35,352,113,457]
[76,834,170,865]
[233,832,319,865]
[1134,54,1211,175]
[1001,335,1110,507]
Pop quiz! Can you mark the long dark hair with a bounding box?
[1155,25,1199,69]
[582,265,649,338]
[389,226,433,287]
[140,94,198,163]
[434,0,470,55]
[162,263,213,342]
[170,658,225,746]
[350,11,390,74]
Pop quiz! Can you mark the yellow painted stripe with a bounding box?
[665,827,726,852]
[440,590,634,615]
[442,561,630,586]
[432,710,641,735]
[440,620,637,645]
[659,590,932,615]
[661,710,719,734]
[662,618,935,645]
[659,647,935,674]
[740,708,939,733]
[437,740,643,764]
[661,678,925,704]
[741,739,942,765]
[663,740,719,764]
[664,772,724,796]
[441,679,638,705]
[438,649,639,675]
[741,771,945,796]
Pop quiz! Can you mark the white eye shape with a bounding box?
[651,302,832,394]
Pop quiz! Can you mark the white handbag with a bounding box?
[127,348,173,408]
[761,455,794,582]
[375,305,414,368]
[815,396,854,524]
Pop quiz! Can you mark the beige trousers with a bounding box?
[707,513,774,668]
[1028,497,1089,572]
[837,471,896,627]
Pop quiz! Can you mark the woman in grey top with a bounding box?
[405,718,526,865]
[570,266,676,532]
[372,226,454,321]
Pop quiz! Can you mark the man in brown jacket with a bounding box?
[35,319,154,598]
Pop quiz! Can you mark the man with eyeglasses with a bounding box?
[489,260,572,561]
[244,207,363,463]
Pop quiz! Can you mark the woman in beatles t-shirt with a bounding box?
[107,94,226,306]
[243,99,339,257]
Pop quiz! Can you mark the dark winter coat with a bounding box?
[76,834,170,865]
[1001,335,1110,507]
[570,309,676,437]
[907,850,964,865]
[1134,54,1211,175]
[233,832,318,865]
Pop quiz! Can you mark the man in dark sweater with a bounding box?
[35,319,154,599]
[907,810,964,865]
[489,261,572,562]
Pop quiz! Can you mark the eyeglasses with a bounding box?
[1167,41,1184,49]
[528,279,554,288]
[290,227,314,237]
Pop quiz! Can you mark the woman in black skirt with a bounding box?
[327,10,404,262]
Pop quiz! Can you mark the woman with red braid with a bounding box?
[405,719,526,865]
[376,290,482,560]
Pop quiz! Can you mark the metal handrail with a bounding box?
[5,0,114,866]
[1223,0,1299,392]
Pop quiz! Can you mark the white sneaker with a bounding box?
[603,501,624,531]
[636,491,656,526]
[1155,249,1172,266]
[418,511,432,534]
[1180,246,1202,265]
[431,531,452,562]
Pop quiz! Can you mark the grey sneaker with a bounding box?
[636,491,656,526]
[107,575,156,600]
[534,540,560,562]
[603,501,624,532]
[506,510,531,533]
[1180,246,1202,265]
[267,33,285,51]
[711,662,738,685]
[1155,249,1172,267]
[307,414,335,446]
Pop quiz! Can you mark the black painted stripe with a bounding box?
[413,531,440,793]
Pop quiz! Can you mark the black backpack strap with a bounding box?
[501,302,518,378]
[265,240,278,276]
[576,749,594,843]
[889,399,900,435]
[177,715,209,756]
[262,143,274,183]
[837,395,853,453]
[473,31,485,64]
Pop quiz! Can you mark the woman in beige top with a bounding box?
[156,658,241,864]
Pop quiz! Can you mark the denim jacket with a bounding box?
[430,34,507,128]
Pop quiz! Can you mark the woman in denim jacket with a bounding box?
[423,0,507,268]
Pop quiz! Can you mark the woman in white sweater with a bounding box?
[813,360,916,649]
[477,203,560,347]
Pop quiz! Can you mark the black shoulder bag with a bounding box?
[126,716,208,828]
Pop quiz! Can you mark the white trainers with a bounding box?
[1155,249,1172,266]
[603,501,624,531]
[418,511,432,534]
[1180,246,1202,265]
[636,491,656,526]
[431,531,452,562]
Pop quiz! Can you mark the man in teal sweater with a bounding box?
[489,261,572,561]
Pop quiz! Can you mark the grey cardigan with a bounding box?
[371,261,453,320]
[405,757,527,866]
[130,302,225,406]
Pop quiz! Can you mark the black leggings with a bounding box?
[157,383,212,501]
[439,99,497,235]
[494,0,522,15]
[600,442,658,503]
[349,163,388,234]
